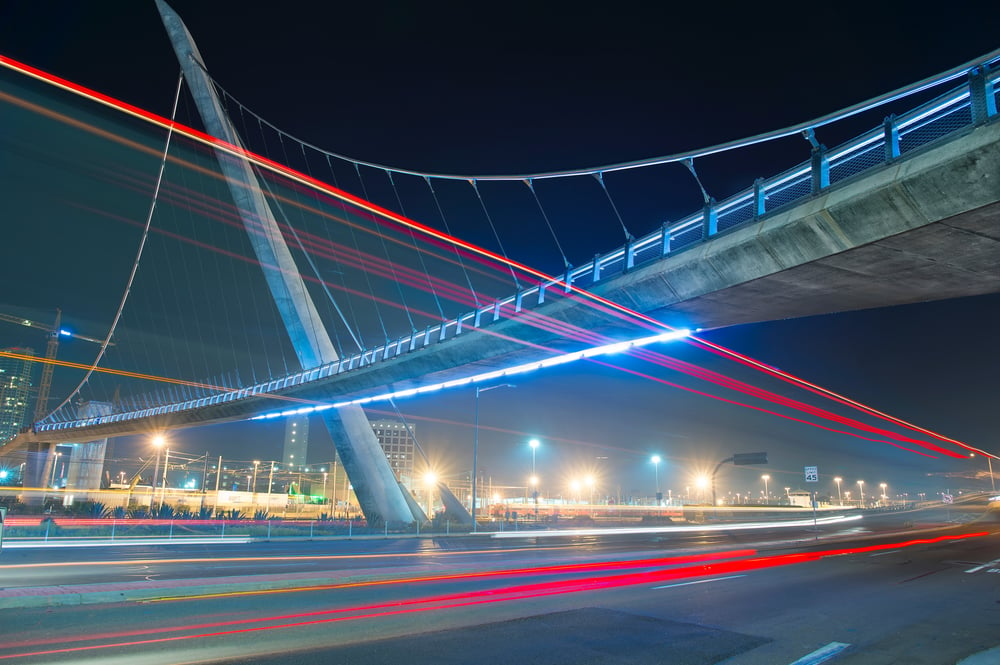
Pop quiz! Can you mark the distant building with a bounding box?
[371,420,415,489]
[0,347,34,442]
[282,415,308,469]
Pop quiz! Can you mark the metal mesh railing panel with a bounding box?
[717,198,755,233]
[899,104,972,154]
[829,140,885,184]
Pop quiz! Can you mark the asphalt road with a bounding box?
[0,500,997,664]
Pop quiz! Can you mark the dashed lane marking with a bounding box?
[651,574,745,590]
[965,557,1000,574]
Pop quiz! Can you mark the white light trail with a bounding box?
[250,329,692,420]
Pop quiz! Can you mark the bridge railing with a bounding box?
[34,63,998,433]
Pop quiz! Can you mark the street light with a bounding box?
[472,384,514,532]
[49,451,62,488]
[529,438,540,476]
[834,477,843,505]
[880,482,888,506]
[149,435,165,511]
[423,471,437,517]
[651,455,661,505]
[970,453,997,493]
[529,474,539,519]
[761,474,770,503]
[529,439,540,518]
[857,480,865,507]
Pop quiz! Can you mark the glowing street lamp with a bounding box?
[695,475,709,503]
[880,482,888,506]
[834,477,843,505]
[761,474,770,503]
[423,471,437,517]
[149,435,165,510]
[857,480,865,507]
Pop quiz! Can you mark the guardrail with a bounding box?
[36,60,999,433]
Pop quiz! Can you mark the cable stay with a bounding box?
[525,178,571,269]
[592,172,634,242]
[354,163,417,333]
[387,170,445,320]
[425,176,481,308]
[44,71,187,423]
[470,179,522,291]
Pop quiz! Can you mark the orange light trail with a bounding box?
[0,54,973,456]
[0,532,986,660]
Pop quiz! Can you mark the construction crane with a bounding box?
[0,308,111,421]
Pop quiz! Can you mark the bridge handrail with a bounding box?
[33,60,999,433]
[229,50,1000,182]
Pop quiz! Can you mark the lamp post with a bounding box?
[472,384,514,532]
[49,451,62,488]
[149,435,165,511]
[423,471,437,517]
[879,482,888,506]
[970,453,997,493]
[834,477,843,505]
[251,460,260,511]
[529,438,540,519]
[266,461,275,515]
[651,455,661,505]
[857,480,865,507]
[529,474,539,519]
[761,474,770,504]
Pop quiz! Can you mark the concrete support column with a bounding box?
[65,401,112,491]
[157,0,422,526]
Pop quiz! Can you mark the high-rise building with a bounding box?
[0,347,34,443]
[371,420,415,489]
[282,415,308,469]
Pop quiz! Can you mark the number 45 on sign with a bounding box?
[805,466,818,483]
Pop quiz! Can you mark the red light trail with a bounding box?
[0,533,985,660]
[0,54,981,459]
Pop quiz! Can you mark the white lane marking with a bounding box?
[965,557,1000,573]
[651,574,745,589]
[869,549,900,557]
[788,641,851,665]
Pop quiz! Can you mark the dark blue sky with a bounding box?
[0,1,997,499]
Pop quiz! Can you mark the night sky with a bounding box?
[0,1,997,501]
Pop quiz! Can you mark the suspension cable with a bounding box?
[45,71,186,421]
[425,176,481,308]
[593,172,634,241]
[470,179,522,290]
[388,170,445,319]
[525,178,570,269]
[354,163,416,332]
